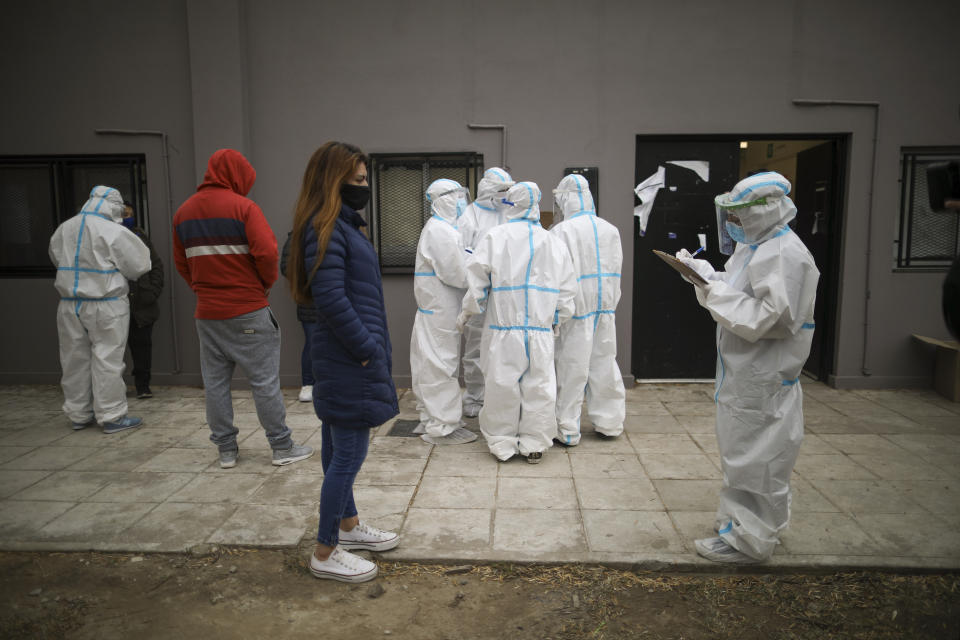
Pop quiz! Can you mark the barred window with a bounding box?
[369,152,483,273]
[896,148,960,270]
[0,155,148,277]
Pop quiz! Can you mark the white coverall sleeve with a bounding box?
[112,227,152,281]
[459,207,478,252]
[554,240,577,325]
[425,227,468,290]
[675,248,721,281]
[457,234,493,329]
[694,250,794,343]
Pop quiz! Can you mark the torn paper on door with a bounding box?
[633,166,665,236]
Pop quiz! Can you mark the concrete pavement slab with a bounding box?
[794,453,878,480]
[422,452,498,478]
[0,500,75,538]
[653,479,720,512]
[0,469,51,499]
[135,448,217,473]
[414,475,496,509]
[582,510,684,554]
[208,504,315,546]
[67,446,159,472]
[401,507,491,552]
[169,472,270,504]
[10,471,124,502]
[778,513,882,556]
[0,445,99,470]
[497,477,578,510]
[568,453,645,479]
[37,502,157,543]
[0,446,35,464]
[493,509,587,558]
[87,472,196,503]
[576,477,663,511]
[250,473,323,506]
[640,453,719,480]
[114,502,238,552]
[0,382,956,569]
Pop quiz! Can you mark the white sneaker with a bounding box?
[420,427,478,445]
[298,385,313,402]
[309,547,378,583]
[694,536,763,564]
[338,521,400,552]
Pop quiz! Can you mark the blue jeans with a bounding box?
[316,423,369,546]
[300,320,316,386]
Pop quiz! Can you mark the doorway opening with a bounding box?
[631,134,847,382]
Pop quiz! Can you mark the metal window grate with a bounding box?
[897,149,960,269]
[0,154,148,277]
[370,152,482,272]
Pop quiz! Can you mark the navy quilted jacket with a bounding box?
[303,205,398,428]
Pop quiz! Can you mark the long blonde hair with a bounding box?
[289,141,368,306]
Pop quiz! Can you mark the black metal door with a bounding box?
[632,138,739,379]
[794,141,840,380]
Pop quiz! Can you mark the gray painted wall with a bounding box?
[2,0,959,392]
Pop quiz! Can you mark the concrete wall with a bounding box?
[0,1,197,384]
[2,0,959,391]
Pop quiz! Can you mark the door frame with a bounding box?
[633,133,848,382]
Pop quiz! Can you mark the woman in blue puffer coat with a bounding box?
[288,141,400,583]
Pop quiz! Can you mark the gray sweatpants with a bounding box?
[196,307,293,453]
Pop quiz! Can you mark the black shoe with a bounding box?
[526,451,543,464]
[136,387,153,399]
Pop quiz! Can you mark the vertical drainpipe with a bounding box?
[94,128,182,374]
[467,123,508,171]
[791,99,880,377]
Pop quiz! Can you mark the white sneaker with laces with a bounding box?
[695,536,763,564]
[309,547,378,583]
[338,521,400,552]
[298,385,313,402]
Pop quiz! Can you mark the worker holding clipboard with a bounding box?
[662,172,819,566]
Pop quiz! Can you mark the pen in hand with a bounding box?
[690,246,704,257]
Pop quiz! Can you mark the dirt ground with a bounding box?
[1,548,957,640]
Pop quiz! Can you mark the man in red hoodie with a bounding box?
[173,149,313,469]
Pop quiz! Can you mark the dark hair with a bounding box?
[288,141,368,306]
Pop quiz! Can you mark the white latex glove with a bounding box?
[675,248,719,281]
[456,313,467,333]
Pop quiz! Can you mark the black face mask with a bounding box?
[341,184,371,211]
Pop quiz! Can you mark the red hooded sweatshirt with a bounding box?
[173,149,279,319]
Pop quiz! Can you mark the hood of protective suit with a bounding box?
[502,181,541,223]
[199,149,256,196]
[715,172,796,245]
[476,167,514,206]
[426,178,468,224]
[553,174,595,223]
[80,185,125,223]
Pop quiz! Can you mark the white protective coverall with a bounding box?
[458,182,577,460]
[458,167,515,417]
[550,174,626,444]
[49,186,151,424]
[410,179,472,440]
[677,172,819,560]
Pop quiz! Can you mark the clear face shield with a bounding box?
[494,186,514,213]
[715,195,768,254]
[551,189,574,222]
[428,185,471,219]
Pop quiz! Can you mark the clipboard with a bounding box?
[652,250,709,287]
